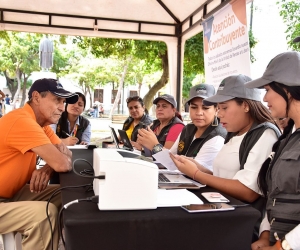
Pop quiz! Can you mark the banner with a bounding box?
[202,0,250,88]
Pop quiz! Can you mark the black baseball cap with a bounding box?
[28,78,78,104]
[153,94,177,107]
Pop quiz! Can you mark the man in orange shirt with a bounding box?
[0,78,78,250]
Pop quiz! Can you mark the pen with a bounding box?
[63,131,72,137]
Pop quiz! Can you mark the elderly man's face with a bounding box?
[37,92,66,126]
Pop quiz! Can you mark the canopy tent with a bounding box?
[0,0,247,108]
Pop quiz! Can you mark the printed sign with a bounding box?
[202,0,250,88]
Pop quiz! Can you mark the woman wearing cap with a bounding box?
[51,92,91,146]
[122,96,152,142]
[246,52,300,250]
[169,83,227,174]
[137,94,184,151]
[171,74,280,239]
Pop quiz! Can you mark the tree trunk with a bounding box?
[3,71,17,98]
[12,68,22,104]
[21,73,29,107]
[143,52,169,111]
[109,57,131,119]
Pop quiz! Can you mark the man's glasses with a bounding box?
[126,96,143,104]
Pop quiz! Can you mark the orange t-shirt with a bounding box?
[0,103,61,198]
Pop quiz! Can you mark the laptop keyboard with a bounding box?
[158,173,170,182]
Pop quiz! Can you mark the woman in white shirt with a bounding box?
[169,83,226,174]
[171,74,280,203]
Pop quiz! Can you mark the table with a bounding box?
[60,149,260,250]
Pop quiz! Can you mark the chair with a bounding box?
[0,232,22,250]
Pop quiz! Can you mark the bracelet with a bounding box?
[193,169,200,180]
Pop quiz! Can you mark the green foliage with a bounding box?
[183,32,204,77]
[248,30,258,63]
[277,0,300,51]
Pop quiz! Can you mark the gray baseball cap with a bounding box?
[246,52,300,89]
[186,83,215,105]
[153,94,177,107]
[203,74,261,105]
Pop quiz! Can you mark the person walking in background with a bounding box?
[122,96,152,142]
[0,90,4,118]
[93,101,99,118]
[169,83,227,174]
[0,100,3,118]
[247,51,300,250]
[137,94,184,152]
[99,104,104,118]
[4,94,11,114]
[0,90,4,101]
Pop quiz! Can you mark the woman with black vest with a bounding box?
[137,94,184,152]
[122,96,152,142]
[169,83,227,174]
[247,52,300,250]
[50,92,91,145]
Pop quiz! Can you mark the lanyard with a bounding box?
[72,124,78,137]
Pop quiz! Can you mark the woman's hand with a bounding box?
[62,137,79,146]
[181,157,213,175]
[169,153,198,178]
[251,231,270,250]
[131,141,142,151]
[137,127,159,150]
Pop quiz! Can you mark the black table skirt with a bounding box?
[60,149,260,250]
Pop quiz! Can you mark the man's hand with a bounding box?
[54,143,72,158]
[30,164,54,193]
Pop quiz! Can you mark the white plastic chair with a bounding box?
[0,232,22,250]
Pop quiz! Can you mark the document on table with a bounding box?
[153,149,178,171]
[67,145,88,149]
[157,189,203,207]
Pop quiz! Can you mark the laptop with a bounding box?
[109,126,121,148]
[117,129,134,151]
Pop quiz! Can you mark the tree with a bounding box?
[0,32,40,106]
[277,0,300,51]
[75,36,206,111]
[0,32,71,107]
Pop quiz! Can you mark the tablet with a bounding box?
[181,203,235,213]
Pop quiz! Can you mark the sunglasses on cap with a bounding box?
[126,96,143,104]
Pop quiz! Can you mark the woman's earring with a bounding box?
[245,108,249,112]
[211,115,219,126]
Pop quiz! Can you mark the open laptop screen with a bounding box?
[109,126,120,148]
[118,129,134,151]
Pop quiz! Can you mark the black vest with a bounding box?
[225,121,281,241]
[56,111,90,144]
[177,123,227,157]
[122,114,153,142]
[150,117,184,146]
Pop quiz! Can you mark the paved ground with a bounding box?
[87,116,124,146]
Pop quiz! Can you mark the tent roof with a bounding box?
[0,0,231,41]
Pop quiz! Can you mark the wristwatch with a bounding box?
[281,237,292,250]
[152,144,163,154]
